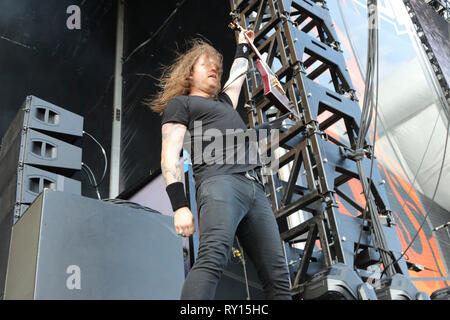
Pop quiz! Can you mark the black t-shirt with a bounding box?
[161,93,261,188]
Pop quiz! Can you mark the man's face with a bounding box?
[189,54,221,97]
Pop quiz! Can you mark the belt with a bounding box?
[242,168,262,184]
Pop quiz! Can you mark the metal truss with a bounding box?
[230,0,428,299]
[403,0,450,113]
[424,0,450,21]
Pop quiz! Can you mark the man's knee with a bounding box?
[193,240,233,274]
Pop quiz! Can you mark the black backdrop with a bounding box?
[120,0,243,197]
[0,0,242,199]
[0,0,116,199]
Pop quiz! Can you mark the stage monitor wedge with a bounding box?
[0,96,84,299]
[4,190,184,300]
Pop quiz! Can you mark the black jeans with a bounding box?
[180,173,292,300]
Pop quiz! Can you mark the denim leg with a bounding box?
[180,175,251,300]
[236,182,292,300]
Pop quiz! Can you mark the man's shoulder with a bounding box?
[167,95,189,105]
[161,96,190,126]
[166,93,232,111]
[164,96,191,114]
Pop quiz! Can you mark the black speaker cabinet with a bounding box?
[0,95,83,222]
[1,95,83,153]
[0,96,84,299]
[4,190,184,299]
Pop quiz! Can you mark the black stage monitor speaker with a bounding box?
[1,95,83,152]
[0,95,83,223]
[4,190,184,299]
[0,96,84,299]
[0,164,81,222]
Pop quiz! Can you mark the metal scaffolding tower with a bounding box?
[229,0,430,300]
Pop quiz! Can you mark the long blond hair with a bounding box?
[146,39,223,115]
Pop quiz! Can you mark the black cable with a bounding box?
[82,163,98,186]
[354,2,381,258]
[235,236,251,300]
[83,130,108,188]
[81,163,94,186]
[102,198,161,214]
[353,0,385,268]
[82,162,101,200]
[381,111,449,277]
[393,115,441,230]
[336,0,449,278]
[337,1,366,78]
[122,0,187,64]
[82,163,101,199]
[339,0,434,190]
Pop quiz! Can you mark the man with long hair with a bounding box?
[148,29,291,300]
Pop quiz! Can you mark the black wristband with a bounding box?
[234,43,251,60]
[166,182,189,211]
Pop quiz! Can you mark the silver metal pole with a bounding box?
[109,0,124,198]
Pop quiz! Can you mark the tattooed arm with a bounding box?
[161,121,195,237]
[223,29,255,109]
[161,122,187,185]
[223,57,249,109]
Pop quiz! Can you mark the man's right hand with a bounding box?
[174,207,195,237]
[238,28,254,44]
